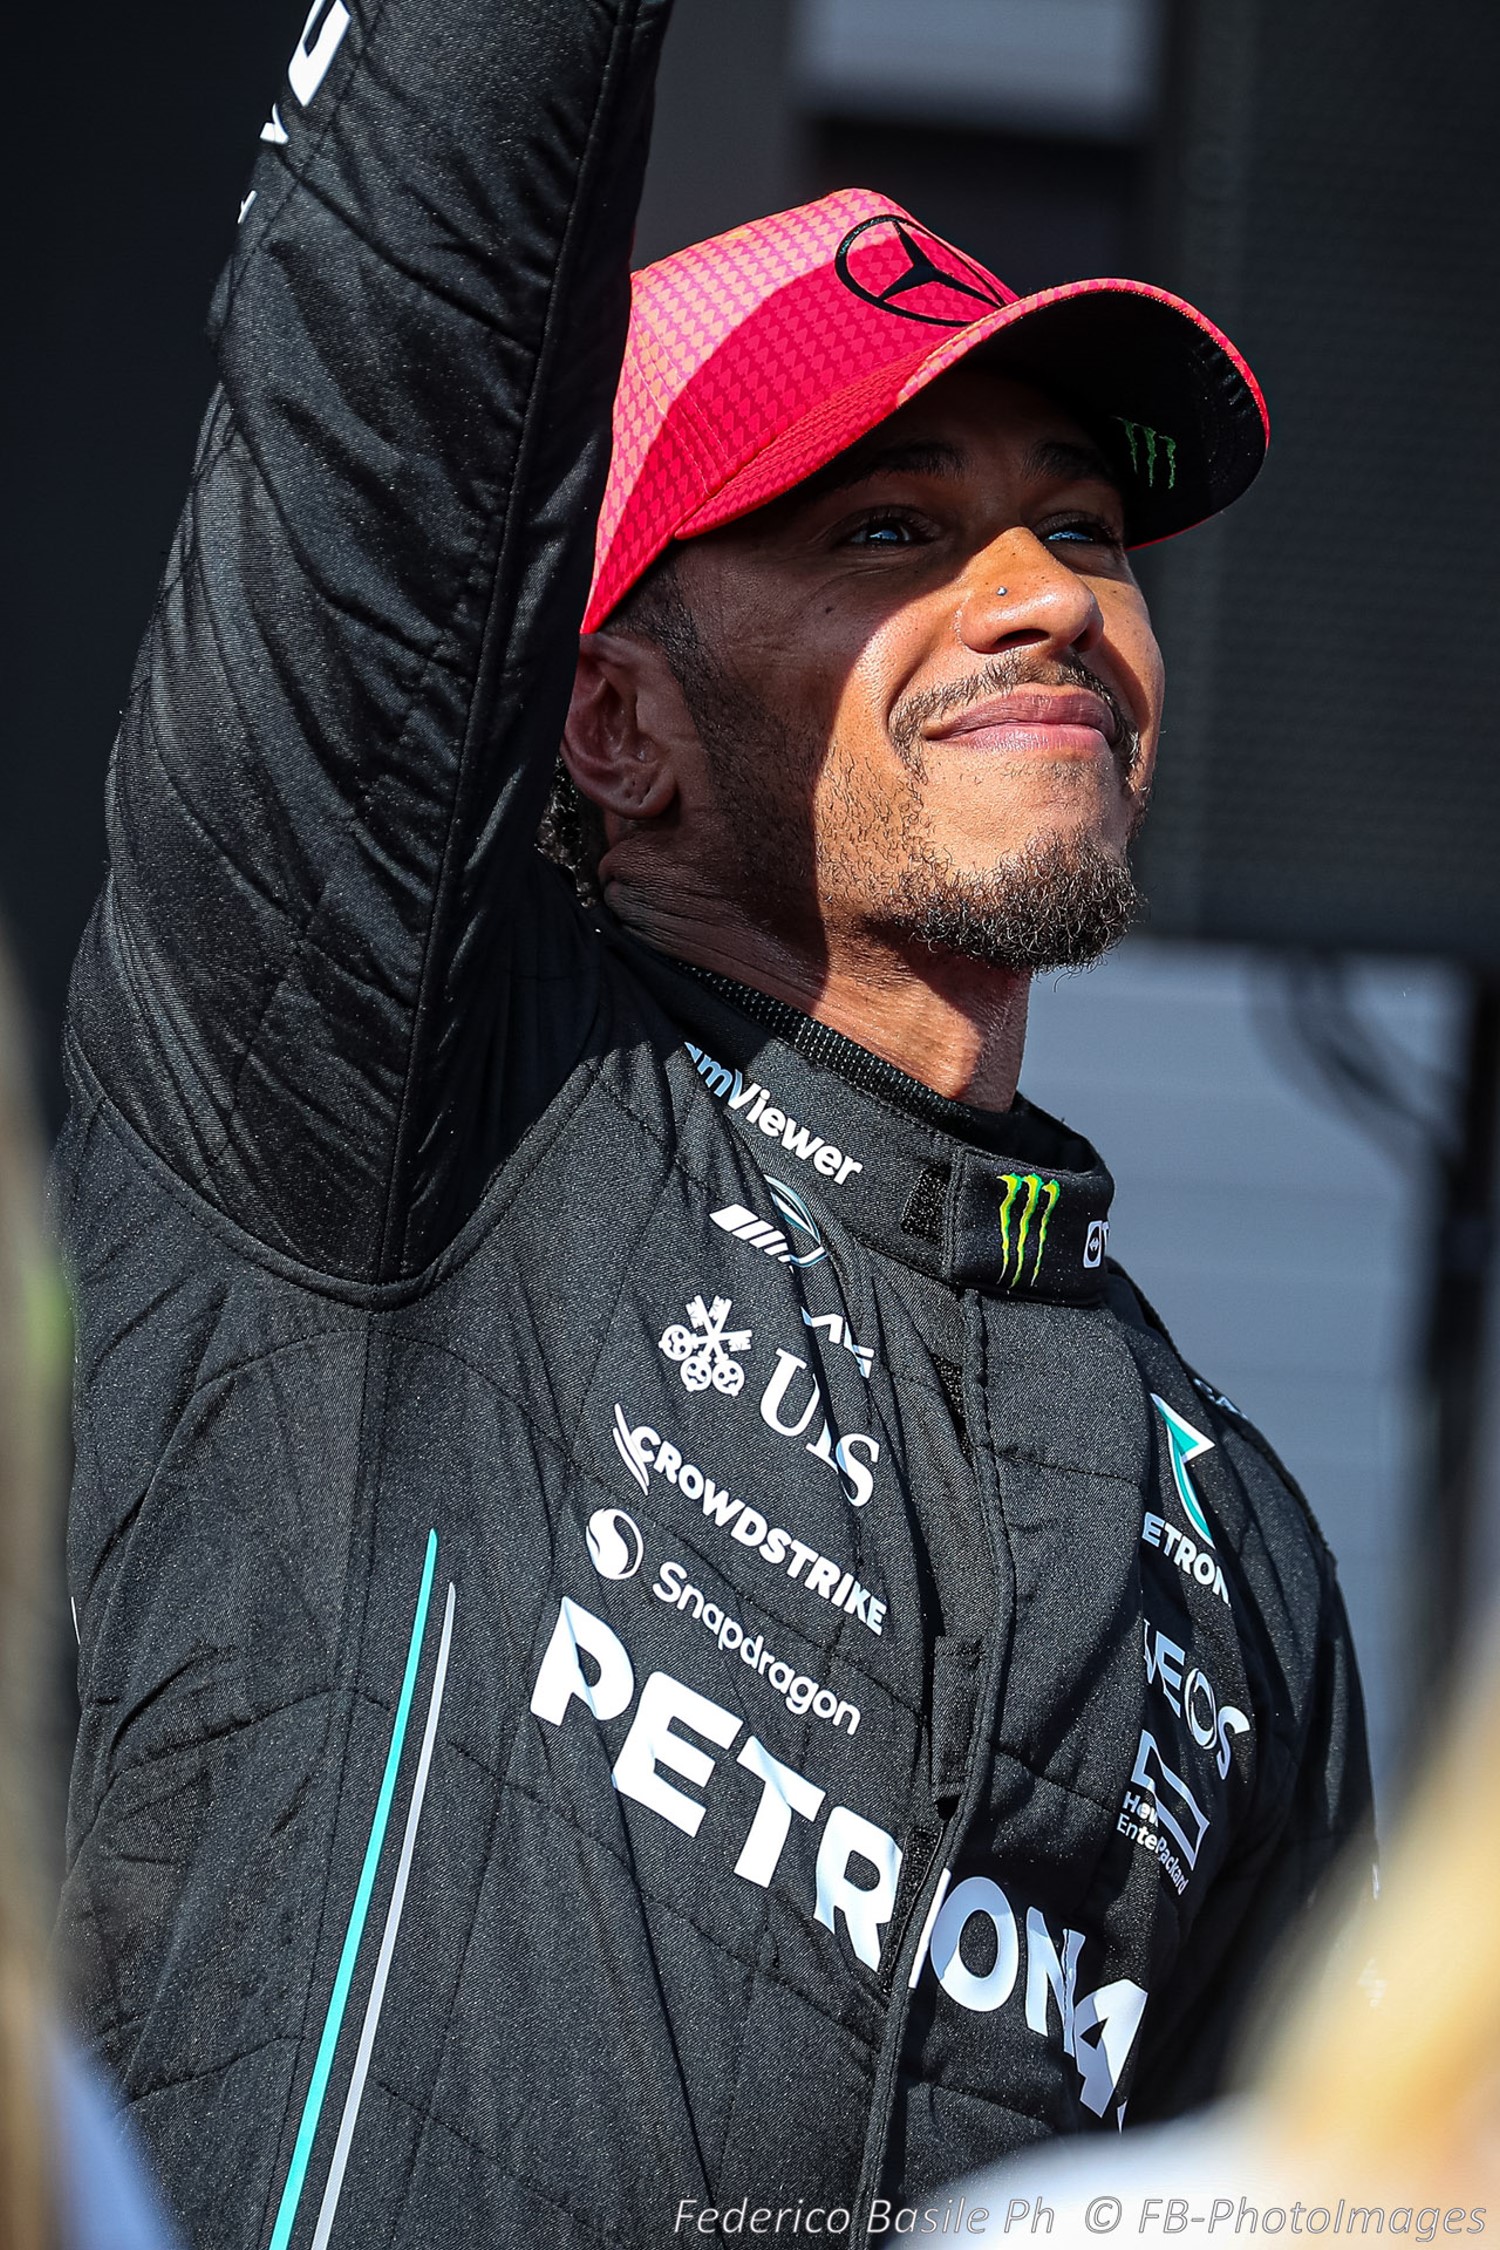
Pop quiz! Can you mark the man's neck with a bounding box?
[609,895,1031,1112]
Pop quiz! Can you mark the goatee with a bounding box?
[881,827,1143,974]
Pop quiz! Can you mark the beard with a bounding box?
[875,649,1146,970]
[674,637,1146,977]
[877,822,1142,972]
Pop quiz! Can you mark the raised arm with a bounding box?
[66,0,671,1280]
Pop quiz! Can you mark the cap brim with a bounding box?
[678,277,1268,552]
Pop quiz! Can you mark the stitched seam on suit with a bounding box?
[62,1021,598,1301]
[484,1776,887,2053]
[74,1329,358,1618]
[350,2072,643,2245]
[119,2032,288,2108]
[213,0,394,340]
[134,400,238,631]
[374,16,650,1283]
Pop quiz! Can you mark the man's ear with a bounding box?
[562,632,688,828]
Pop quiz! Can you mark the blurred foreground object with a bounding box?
[1256,1628,1500,2204]
[0,945,178,2249]
[0,947,63,2250]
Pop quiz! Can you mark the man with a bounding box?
[57,0,1369,2243]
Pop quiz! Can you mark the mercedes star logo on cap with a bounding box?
[834,214,1010,328]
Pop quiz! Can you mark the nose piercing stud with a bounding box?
[995,586,1008,596]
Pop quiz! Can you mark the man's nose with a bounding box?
[956,528,1105,658]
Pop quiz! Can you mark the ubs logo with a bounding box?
[834,215,1011,329]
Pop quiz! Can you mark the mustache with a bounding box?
[889,653,1140,778]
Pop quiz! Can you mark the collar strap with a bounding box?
[627,947,1116,1304]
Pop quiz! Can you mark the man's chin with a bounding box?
[878,831,1143,975]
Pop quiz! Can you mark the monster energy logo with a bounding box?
[997,1173,1060,1286]
[1114,415,1177,490]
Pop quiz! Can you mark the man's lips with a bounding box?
[924,686,1119,756]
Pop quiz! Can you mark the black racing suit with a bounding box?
[56,2,1371,2244]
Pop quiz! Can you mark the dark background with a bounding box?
[3,2,308,1124]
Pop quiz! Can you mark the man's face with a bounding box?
[650,361,1164,975]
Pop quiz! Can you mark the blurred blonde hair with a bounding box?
[1256,1637,1500,2205]
[0,942,62,2250]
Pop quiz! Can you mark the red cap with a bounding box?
[584,186,1268,632]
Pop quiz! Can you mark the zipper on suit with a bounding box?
[851,1290,1017,2229]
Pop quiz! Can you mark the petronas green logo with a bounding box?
[997,1172,1060,1286]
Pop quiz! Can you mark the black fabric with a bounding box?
[639,947,1117,1306]
[56,6,1371,2245]
[681,965,1094,1166]
[903,1168,949,1246]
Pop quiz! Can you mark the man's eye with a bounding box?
[1044,516,1124,551]
[843,513,923,548]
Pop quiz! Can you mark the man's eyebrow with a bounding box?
[1026,436,1122,492]
[798,438,968,502]
[792,432,1123,512]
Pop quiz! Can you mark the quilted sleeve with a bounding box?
[66,0,672,1280]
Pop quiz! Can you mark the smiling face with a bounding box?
[577,360,1166,982]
